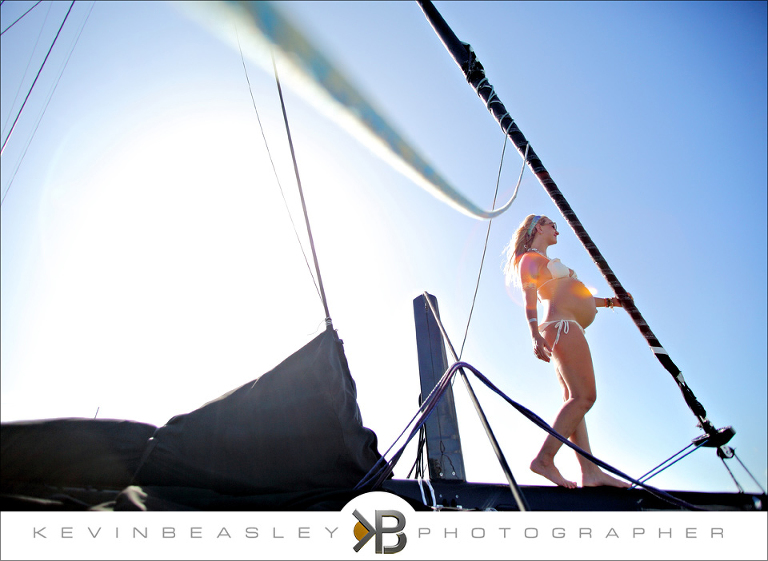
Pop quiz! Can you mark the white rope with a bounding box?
[417,477,437,508]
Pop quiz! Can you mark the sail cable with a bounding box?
[2,1,53,141]
[2,1,94,207]
[0,0,43,36]
[272,56,333,325]
[459,141,529,359]
[0,1,75,157]
[235,29,324,306]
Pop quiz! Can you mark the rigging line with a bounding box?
[731,452,767,494]
[358,357,703,511]
[271,54,332,324]
[405,420,426,479]
[0,0,42,35]
[458,134,507,359]
[631,442,707,488]
[422,294,530,511]
[630,441,698,487]
[356,348,462,490]
[406,394,427,479]
[2,0,53,139]
[234,29,322,305]
[417,0,722,440]
[0,0,75,157]
[459,140,529,359]
[360,360,461,491]
[1,0,94,208]
[461,361,705,511]
[719,455,744,493]
[427,296,528,511]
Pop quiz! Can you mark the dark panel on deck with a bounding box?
[413,294,466,482]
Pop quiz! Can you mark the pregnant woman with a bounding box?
[504,214,630,488]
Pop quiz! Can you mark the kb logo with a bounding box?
[352,509,407,554]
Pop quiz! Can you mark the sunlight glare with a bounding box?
[7,106,327,425]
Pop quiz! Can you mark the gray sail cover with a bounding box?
[1,418,157,489]
[132,326,381,494]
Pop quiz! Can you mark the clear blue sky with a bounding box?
[1,0,766,498]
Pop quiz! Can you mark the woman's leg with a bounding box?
[570,417,630,488]
[531,323,629,488]
[530,324,596,488]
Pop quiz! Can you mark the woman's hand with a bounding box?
[617,293,634,308]
[598,293,634,308]
[532,333,553,362]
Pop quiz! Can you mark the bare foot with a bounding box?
[581,469,631,488]
[530,457,577,489]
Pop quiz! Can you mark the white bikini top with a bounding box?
[538,258,577,290]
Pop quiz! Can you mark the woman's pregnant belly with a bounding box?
[541,279,597,328]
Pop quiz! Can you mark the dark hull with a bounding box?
[383,479,766,512]
[2,478,764,512]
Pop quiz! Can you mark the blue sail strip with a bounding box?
[179,0,519,220]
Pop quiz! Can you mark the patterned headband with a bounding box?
[526,215,542,236]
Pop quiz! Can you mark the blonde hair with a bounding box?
[502,214,542,287]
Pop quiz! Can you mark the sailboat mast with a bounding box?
[417,0,722,440]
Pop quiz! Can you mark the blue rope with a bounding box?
[630,442,704,489]
[356,360,706,511]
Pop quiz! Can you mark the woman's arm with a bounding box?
[524,285,552,362]
[524,285,540,333]
[519,254,541,326]
[519,255,552,362]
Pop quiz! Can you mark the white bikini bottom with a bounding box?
[539,319,585,349]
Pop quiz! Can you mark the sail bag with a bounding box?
[133,327,381,494]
